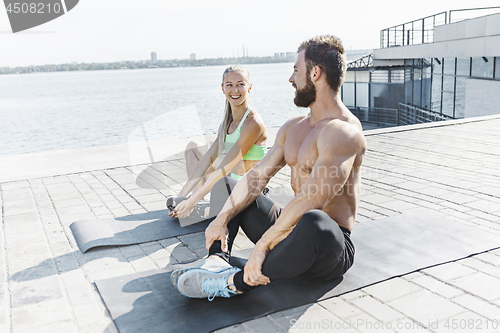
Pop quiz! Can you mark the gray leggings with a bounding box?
[209,177,355,292]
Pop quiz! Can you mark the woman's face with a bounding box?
[221,71,252,107]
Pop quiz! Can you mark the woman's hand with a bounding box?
[168,196,195,218]
[171,197,197,218]
[243,247,270,286]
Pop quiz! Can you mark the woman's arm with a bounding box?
[177,137,220,198]
[173,112,266,218]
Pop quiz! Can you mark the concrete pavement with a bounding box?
[1,116,500,332]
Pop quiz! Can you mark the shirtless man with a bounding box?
[171,35,367,300]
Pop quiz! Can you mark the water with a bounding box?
[0,63,306,156]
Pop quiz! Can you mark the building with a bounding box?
[343,7,500,128]
[151,52,157,64]
[190,53,196,60]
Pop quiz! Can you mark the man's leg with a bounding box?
[176,209,352,299]
[171,177,280,288]
[208,177,281,262]
[174,177,283,299]
[232,209,352,292]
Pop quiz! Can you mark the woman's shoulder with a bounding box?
[243,108,266,128]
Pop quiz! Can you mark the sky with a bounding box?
[0,0,499,67]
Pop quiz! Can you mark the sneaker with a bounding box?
[167,197,210,221]
[170,256,232,287]
[177,266,241,301]
[188,201,210,220]
[166,196,187,212]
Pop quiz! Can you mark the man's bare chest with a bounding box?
[284,124,320,172]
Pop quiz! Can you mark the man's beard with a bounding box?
[293,76,316,107]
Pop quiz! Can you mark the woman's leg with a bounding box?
[184,140,214,195]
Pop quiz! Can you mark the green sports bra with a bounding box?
[224,108,267,162]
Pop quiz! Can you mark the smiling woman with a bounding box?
[168,65,268,221]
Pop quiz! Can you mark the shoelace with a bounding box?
[201,278,237,301]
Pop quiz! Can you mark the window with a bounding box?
[431,74,442,113]
[471,57,494,78]
[441,91,454,117]
[455,77,467,118]
[456,57,470,76]
[495,57,500,79]
[342,83,355,106]
[443,58,455,75]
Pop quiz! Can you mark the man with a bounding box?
[171,35,366,300]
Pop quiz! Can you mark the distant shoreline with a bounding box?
[0,55,296,75]
[0,49,373,75]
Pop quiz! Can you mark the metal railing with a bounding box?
[397,103,454,126]
[347,54,373,69]
[449,6,500,23]
[348,104,455,128]
[380,12,447,48]
[380,7,500,48]
[348,107,399,127]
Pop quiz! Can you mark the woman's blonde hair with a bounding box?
[216,65,251,154]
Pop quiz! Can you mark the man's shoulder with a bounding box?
[318,117,366,153]
[275,115,308,141]
[283,114,308,128]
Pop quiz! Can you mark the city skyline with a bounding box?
[1,0,499,67]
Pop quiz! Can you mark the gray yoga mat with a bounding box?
[70,210,212,253]
[70,186,293,253]
[95,208,500,333]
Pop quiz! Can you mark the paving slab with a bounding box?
[1,116,500,332]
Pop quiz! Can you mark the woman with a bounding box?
[169,65,267,220]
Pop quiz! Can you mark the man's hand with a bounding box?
[243,247,270,286]
[205,218,230,252]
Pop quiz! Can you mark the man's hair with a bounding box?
[298,35,346,92]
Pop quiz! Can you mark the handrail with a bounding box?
[398,103,454,126]
[347,106,399,127]
[449,6,500,23]
[380,6,500,49]
[380,12,446,48]
[347,104,456,128]
[382,12,447,33]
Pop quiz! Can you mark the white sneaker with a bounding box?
[170,256,232,287]
[177,266,241,301]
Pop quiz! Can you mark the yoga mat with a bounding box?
[95,208,500,333]
[70,210,212,253]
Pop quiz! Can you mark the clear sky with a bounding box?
[1,0,499,67]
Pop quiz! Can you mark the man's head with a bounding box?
[297,35,347,94]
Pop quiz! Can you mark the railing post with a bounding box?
[422,19,425,44]
[397,105,400,126]
[411,21,414,45]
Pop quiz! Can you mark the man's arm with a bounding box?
[204,118,295,251]
[244,121,365,285]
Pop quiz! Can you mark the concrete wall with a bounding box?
[464,78,500,118]
[374,12,500,60]
[435,12,500,42]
